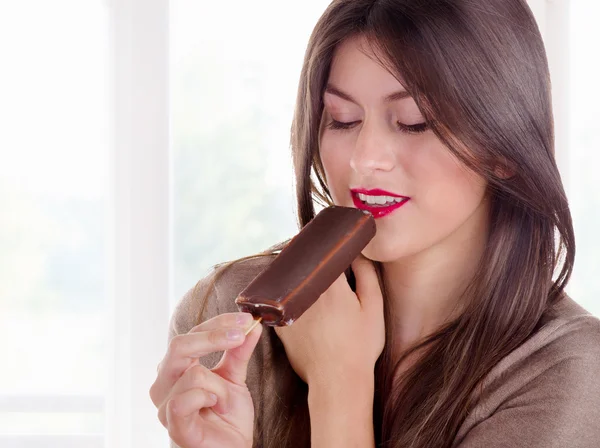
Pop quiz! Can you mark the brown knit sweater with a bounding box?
[168,256,600,447]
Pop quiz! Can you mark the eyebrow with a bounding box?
[325,83,411,104]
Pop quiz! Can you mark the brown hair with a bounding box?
[196,0,575,446]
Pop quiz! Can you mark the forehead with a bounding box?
[327,35,408,98]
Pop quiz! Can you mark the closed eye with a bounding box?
[326,119,429,135]
[326,119,360,131]
[396,122,429,134]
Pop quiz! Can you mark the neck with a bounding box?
[382,199,489,354]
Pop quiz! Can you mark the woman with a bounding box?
[150,0,600,447]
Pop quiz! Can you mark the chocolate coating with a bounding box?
[235,206,376,326]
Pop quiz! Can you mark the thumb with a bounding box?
[351,255,384,317]
[213,319,263,386]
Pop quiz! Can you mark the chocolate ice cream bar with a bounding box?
[235,206,376,326]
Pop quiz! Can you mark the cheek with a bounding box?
[363,148,487,262]
[400,143,487,242]
[417,148,487,220]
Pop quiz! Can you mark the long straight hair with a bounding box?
[197,1,575,446]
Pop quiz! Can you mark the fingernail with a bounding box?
[226,329,243,340]
[236,313,252,325]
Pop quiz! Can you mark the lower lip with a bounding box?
[351,194,410,219]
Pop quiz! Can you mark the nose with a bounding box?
[349,119,396,175]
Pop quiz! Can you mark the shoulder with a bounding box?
[168,255,276,339]
[455,296,600,447]
[475,295,600,397]
[497,296,600,383]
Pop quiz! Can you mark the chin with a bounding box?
[360,225,433,263]
[361,239,408,263]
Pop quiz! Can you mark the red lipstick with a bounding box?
[350,188,410,219]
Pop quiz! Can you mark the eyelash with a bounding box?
[327,119,429,135]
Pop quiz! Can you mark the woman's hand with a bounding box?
[274,255,385,387]
[150,312,262,448]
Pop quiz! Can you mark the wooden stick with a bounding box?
[244,317,262,336]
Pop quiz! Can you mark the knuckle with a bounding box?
[188,364,210,387]
[207,328,224,345]
[167,398,177,415]
[166,367,182,386]
[168,335,185,355]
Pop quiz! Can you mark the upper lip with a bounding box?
[351,188,410,199]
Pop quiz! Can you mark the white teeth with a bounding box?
[358,193,405,206]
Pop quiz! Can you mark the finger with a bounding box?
[330,271,353,292]
[159,380,216,429]
[151,328,246,408]
[165,388,216,445]
[158,364,229,424]
[175,365,231,415]
[189,312,254,334]
[169,387,218,419]
[213,319,263,386]
[168,327,247,364]
[351,254,383,315]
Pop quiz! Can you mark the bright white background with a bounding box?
[0,1,597,447]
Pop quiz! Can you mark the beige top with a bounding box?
[168,256,600,447]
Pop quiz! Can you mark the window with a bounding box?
[0,1,109,447]
[566,0,600,315]
[170,0,332,303]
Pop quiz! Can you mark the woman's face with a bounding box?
[319,35,489,262]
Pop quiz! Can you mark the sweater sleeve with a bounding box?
[456,317,600,448]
